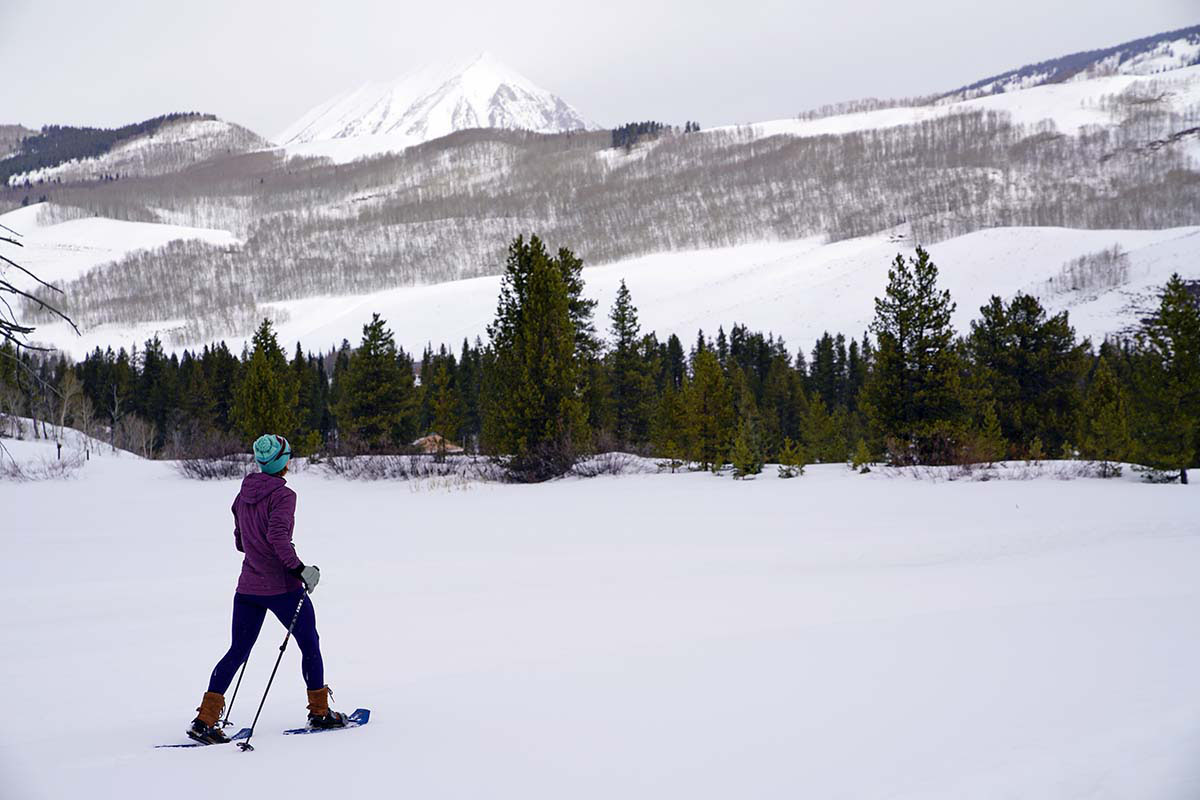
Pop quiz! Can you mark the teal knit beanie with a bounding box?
[253,434,291,474]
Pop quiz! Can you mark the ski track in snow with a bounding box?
[0,437,1198,799]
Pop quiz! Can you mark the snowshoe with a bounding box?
[186,718,232,745]
[308,709,348,729]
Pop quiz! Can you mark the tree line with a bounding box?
[3,236,1197,483]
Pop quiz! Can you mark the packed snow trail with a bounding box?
[1,444,1198,798]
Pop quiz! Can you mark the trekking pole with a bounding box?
[220,657,250,728]
[236,591,308,752]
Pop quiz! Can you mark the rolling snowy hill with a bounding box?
[276,52,596,161]
[0,203,237,288]
[20,222,1200,360]
[941,23,1200,102]
[4,116,268,186]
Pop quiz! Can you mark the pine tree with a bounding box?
[1133,274,1200,483]
[975,400,1007,464]
[966,294,1086,454]
[652,381,689,471]
[430,360,460,461]
[684,348,733,470]
[803,396,846,463]
[607,280,653,447]
[482,236,588,480]
[777,437,806,478]
[232,320,298,443]
[1080,356,1132,478]
[850,438,873,473]
[334,314,417,451]
[862,247,965,464]
[730,418,764,479]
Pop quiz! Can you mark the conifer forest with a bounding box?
[4,234,1196,483]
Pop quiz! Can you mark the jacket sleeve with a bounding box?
[266,488,303,570]
[232,499,244,553]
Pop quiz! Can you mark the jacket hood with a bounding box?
[238,471,287,505]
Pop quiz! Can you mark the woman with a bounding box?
[187,434,347,744]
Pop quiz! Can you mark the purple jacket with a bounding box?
[232,472,304,595]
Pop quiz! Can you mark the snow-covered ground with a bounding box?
[0,203,237,286]
[1,435,1197,799]
[22,223,1199,359]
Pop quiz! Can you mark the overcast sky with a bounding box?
[3,0,1196,140]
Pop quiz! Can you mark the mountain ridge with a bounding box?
[940,23,1200,102]
[276,52,595,157]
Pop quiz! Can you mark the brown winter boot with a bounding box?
[187,691,230,745]
[306,686,347,729]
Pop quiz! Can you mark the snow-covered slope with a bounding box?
[0,203,237,287]
[277,52,596,161]
[942,24,1200,102]
[1,453,1197,799]
[6,118,267,185]
[725,64,1200,145]
[25,224,1200,359]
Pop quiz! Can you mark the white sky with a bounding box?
[2,0,1197,141]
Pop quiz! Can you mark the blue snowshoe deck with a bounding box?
[156,726,251,749]
[283,707,370,735]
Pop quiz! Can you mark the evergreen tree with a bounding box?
[607,280,653,447]
[334,314,417,450]
[232,320,298,442]
[430,360,460,461]
[1080,356,1132,477]
[803,396,847,463]
[1133,274,1200,483]
[663,334,687,391]
[683,348,733,469]
[777,437,806,478]
[966,294,1087,455]
[850,438,873,473]
[651,381,689,469]
[730,417,765,479]
[482,236,589,479]
[862,247,965,464]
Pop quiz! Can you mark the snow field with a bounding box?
[716,64,1200,145]
[27,224,1199,361]
[1,450,1197,799]
[0,203,237,287]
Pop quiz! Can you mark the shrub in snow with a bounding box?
[850,438,873,474]
[0,446,84,482]
[572,452,659,477]
[176,454,255,481]
[323,453,504,483]
[731,420,765,479]
[777,438,806,479]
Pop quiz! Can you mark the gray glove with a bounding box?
[291,564,321,593]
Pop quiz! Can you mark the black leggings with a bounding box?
[208,589,324,693]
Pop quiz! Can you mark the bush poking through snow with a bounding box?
[173,431,257,480]
[0,446,84,482]
[572,452,659,477]
[176,454,256,481]
[323,453,505,482]
[850,439,873,474]
[777,438,806,479]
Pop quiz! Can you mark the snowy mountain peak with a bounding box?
[276,53,596,157]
